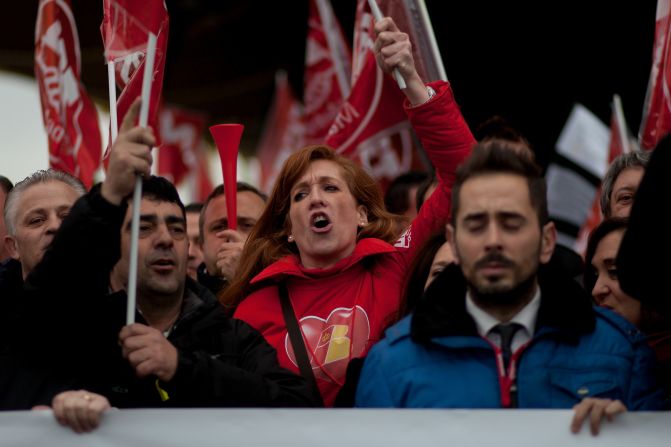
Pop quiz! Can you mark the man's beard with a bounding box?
[467,251,538,310]
[469,270,537,309]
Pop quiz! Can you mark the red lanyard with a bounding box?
[485,338,530,408]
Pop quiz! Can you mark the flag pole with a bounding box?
[127,32,157,326]
[107,62,119,141]
[315,0,351,97]
[415,0,447,81]
[613,94,631,154]
[367,0,406,89]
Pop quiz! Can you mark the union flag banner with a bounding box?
[303,0,351,144]
[101,0,168,155]
[325,0,428,186]
[546,104,610,249]
[158,105,208,186]
[640,0,671,150]
[574,95,632,255]
[35,0,102,188]
[256,71,305,193]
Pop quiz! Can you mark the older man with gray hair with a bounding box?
[1,169,86,409]
[3,169,85,279]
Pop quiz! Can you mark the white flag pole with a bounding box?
[315,0,351,97]
[127,32,157,325]
[107,62,119,141]
[613,94,632,154]
[367,0,406,89]
[415,0,447,82]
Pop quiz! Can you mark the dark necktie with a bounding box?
[492,323,523,372]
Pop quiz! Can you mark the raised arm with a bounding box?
[374,17,475,260]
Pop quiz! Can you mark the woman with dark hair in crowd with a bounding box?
[398,232,453,319]
[584,217,671,390]
[221,17,475,406]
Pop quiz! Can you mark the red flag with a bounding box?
[158,105,207,186]
[639,0,671,150]
[303,0,351,144]
[575,97,631,254]
[35,0,102,188]
[101,0,168,158]
[195,143,214,202]
[325,0,426,187]
[256,72,306,193]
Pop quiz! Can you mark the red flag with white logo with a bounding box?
[35,0,102,188]
[256,71,306,193]
[303,0,351,144]
[639,0,671,150]
[101,0,168,159]
[158,105,207,186]
[325,0,426,187]
[575,96,632,254]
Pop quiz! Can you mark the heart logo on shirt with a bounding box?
[285,305,370,383]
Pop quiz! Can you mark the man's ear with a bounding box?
[446,224,460,265]
[4,235,19,261]
[539,221,557,264]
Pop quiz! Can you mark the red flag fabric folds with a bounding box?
[195,143,214,202]
[158,105,207,186]
[101,0,168,157]
[640,0,671,150]
[325,0,425,186]
[256,72,306,193]
[35,0,102,188]
[303,0,351,144]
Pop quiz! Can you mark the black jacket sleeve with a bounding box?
[15,185,126,364]
[161,311,319,407]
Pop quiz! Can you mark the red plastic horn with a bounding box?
[209,124,244,230]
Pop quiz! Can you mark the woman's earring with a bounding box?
[288,234,295,243]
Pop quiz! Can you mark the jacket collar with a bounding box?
[251,238,396,284]
[411,263,595,343]
[109,276,218,328]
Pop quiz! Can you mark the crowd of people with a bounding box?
[1,16,669,436]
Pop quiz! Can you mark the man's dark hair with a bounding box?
[415,173,437,213]
[474,115,530,146]
[384,171,429,215]
[185,202,203,214]
[142,176,185,217]
[0,175,13,194]
[451,141,548,227]
[199,181,267,243]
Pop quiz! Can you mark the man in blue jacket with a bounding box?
[356,140,667,433]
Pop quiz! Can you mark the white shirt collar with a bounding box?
[465,286,541,339]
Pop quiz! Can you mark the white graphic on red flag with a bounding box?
[303,0,351,144]
[158,106,208,186]
[101,0,169,160]
[325,0,424,188]
[35,0,102,188]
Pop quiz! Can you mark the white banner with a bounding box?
[1,409,670,447]
[556,104,610,178]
